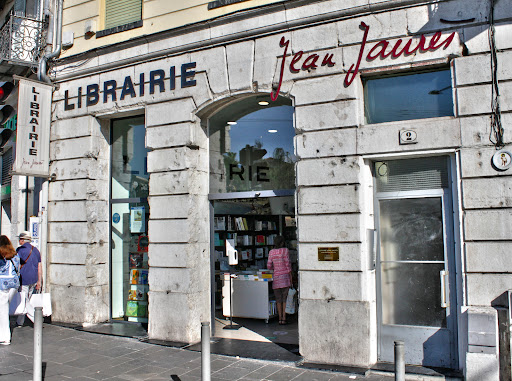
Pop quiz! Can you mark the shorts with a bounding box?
[274,287,289,303]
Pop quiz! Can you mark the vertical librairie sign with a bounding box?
[13,78,52,177]
[30,216,40,250]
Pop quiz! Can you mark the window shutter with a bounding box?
[1,149,13,186]
[375,156,449,192]
[105,0,142,30]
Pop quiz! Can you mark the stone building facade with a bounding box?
[48,0,512,379]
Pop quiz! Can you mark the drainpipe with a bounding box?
[38,0,63,83]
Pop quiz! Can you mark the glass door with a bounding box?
[376,190,457,368]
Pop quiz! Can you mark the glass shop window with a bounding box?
[111,116,149,323]
[209,96,296,194]
[364,70,453,124]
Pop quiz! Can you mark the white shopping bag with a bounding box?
[30,292,52,317]
[9,290,27,315]
[285,288,297,315]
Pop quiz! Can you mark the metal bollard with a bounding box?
[394,340,405,381]
[201,322,211,381]
[33,307,43,381]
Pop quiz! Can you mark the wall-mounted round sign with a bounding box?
[112,213,121,223]
[491,150,512,171]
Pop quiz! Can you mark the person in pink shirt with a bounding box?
[267,235,292,325]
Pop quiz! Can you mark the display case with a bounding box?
[221,272,277,323]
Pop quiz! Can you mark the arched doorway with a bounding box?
[207,94,299,359]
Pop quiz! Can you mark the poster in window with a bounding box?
[130,206,145,233]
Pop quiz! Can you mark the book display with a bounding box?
[214,213,297,322]
[127,250,149,322]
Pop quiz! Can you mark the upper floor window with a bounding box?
[102,0,142,32]
[364,70,453,124]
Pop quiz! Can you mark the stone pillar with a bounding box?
[48,115,110,323]
[146,98,210,343]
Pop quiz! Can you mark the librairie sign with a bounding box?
[271,22,456,100]
[14,78,52,177]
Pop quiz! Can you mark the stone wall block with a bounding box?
[296,156,360,186]
[457,85,492,116]
[149,216,208,244]
[50,158,109,181]
[463,178,512,209]
[467,273,512,306]
[296,128,357,159]
[463,25,490,55]
[254,32,292,91]
[300,271,363,301]
[146,122,204,150]
[51,115,98,140]
[147,147,206,173]
[48,200,86,222]
[285,0,368,24]
[146,28,210,55]
[149,170,208,196]
[49,242,108,265]
[466,242,512,273]
[460,146,512,178]
[299,243,363,271]
[209,10,286,41]
[99,43,150,67]
[190,47,229,96]
[496,22,512,50]
[291,23,338,51]
[337,8,408,45]
[454,55,492,86]
[406,2,489,34]
[50,264,86,286]
[464,209,512,241]
[148,291,209,343]
[298,185,360,214]
[149,266,209,294]
[357,117,461,154]
[148,243,208,268]
[49,221,109,244]
[49,285,86,323]
[299,299,372,366]
[295,101,359,131]
[298,214,361,242]
[226,40,254,93]
[146,98,197,127]
[291,74,357,106]
[50,135,107,161]
[148,195,208,219]
[460,114,512,147]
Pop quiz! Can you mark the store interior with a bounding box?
[210,196,299,357]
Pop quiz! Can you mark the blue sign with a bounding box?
[113,213,120,223]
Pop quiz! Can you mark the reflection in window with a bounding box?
[209,96,295,194]
[111,116,148,199]
[364,70,453,124]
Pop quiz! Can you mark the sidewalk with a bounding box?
[0,323,444,381]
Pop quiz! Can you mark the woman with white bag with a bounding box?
[0,235,20,345]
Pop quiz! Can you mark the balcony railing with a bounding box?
[0,14,47,66]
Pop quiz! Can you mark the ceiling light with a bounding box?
[258,101,269,106]
[227,121,237,125]
[268,129,278,133]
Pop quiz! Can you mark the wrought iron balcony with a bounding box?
[0,14,47,67]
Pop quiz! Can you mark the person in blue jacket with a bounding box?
[0,235,20,345]
[16,231,42,327]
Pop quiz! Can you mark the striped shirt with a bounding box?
[267,248,291,289]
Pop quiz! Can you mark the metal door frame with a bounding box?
[375,188,458,367]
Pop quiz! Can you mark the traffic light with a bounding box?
[0,128,12,150]
[0,81,14,125]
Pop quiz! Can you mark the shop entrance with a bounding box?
[375,157,458,369]
[207,94,299,358]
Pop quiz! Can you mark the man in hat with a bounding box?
[16,231,42,327]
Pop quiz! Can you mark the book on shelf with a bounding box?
[285,216,296,227]
[214,233,224,246]
[126,300,147,317]
[214,216,226,231]
[128,285,147,301]
[130,269,148,285]
[255,247,264,259]
[255,235,265,245]
[129,253,144,269]
[255,220,263,231]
